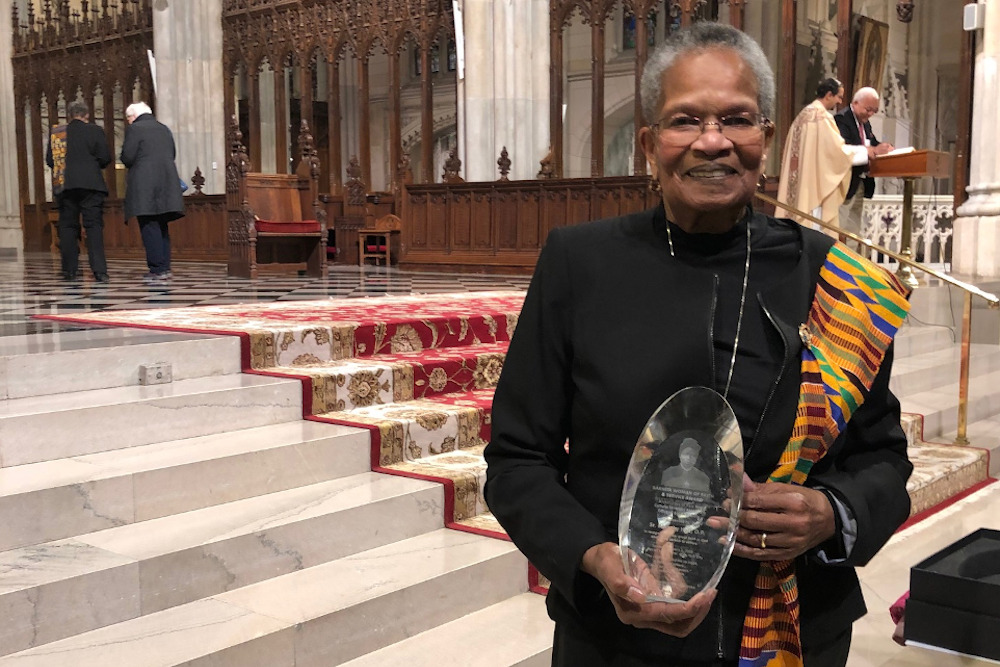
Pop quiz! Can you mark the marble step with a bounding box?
[0,420,370,551]
[888,342,1000,399]
[339,593,553,667]
[942,416,1000,475]
[0,529,527,666]
[0,374,302,467]
[893,323,958,359]
[899,367,1000,441]
[0,473,444,657]
[0,328,241,399]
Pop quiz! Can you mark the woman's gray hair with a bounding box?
[125,101,153,120]
[640,22,775,124]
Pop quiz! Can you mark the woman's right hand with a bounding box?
[580,542,716,637]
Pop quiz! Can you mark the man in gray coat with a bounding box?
[121,102,185,285]
[46,100,112,282]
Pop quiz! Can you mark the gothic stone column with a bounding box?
[954,0,1000,277]
[152,0,226,193]
[460,0,549,181]
[0,0,23,256]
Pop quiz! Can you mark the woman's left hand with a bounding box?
[732,476,836,562]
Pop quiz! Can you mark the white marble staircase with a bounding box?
[892,323,1000,474]
[0,329,552,666]
[0,315,997,665]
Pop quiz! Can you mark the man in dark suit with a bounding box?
[46,100,113,282]
[835,87,893,250]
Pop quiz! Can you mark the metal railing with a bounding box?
[756,192,1000,445]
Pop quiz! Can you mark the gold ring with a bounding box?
[760,532,767,549]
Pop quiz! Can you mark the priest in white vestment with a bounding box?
[776,78,867,244]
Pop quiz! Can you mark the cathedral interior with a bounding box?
[2,0,1000,665]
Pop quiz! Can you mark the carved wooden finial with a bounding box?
[497,146,511,181]
[297,120,320,179]
[346,155,362,181]
[190,166,206,195]
[397,152,413,185]
[345,156,366,207]
[228,115,245,157]
[297,119,314,157]
[537,145,555,179]
[442,148,463,183]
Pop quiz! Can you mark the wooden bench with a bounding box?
[226,118,327,279]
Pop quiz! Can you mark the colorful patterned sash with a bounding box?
[49,124,67,196]
[738,244,911,667]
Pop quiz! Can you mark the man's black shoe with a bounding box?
[62,272,78,281]
[94,273,110,283]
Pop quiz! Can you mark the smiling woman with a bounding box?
[485,21,914,667]
[639,46,773,234]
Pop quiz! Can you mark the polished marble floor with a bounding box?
[852,482,1000,666]
[0,253,532,337]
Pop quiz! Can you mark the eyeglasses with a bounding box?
[651,112,771,147]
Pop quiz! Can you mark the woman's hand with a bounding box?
[733,476,836,562]
[580,542,716,637]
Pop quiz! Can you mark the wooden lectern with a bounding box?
[869,150,952,287]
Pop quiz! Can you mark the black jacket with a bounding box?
[46,119,112,195]
[835,107,882,200]
[120,114,185,222]
[484,207,912,663]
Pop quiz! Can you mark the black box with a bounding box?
[906,528,1000,660]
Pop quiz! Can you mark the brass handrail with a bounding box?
[755,191,999,445]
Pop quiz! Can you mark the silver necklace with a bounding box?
[666,221,751,399]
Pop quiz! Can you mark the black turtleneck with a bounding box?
[660,206,800,449]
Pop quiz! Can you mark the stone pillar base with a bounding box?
[0,215,22,258]
[953,214,1000,278]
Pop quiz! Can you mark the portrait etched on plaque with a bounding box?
[619,386,744,602]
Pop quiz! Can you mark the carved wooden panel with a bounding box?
[497,192,519,251]
[223,1,453,70]
[399,177,660,271]
[470,192,493,250]
[428,196,448,248]
[33,196,229,261]
[450,193,472,250]
[518,192,542,250]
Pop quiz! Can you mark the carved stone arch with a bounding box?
[401,111,459,153]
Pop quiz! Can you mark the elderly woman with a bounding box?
[121,101,185,284]
[484,22,912,667]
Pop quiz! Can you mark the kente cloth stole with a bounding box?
[737,244,911,667]
[49,124,68,196]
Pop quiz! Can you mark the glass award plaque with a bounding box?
[618,386,744,602]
